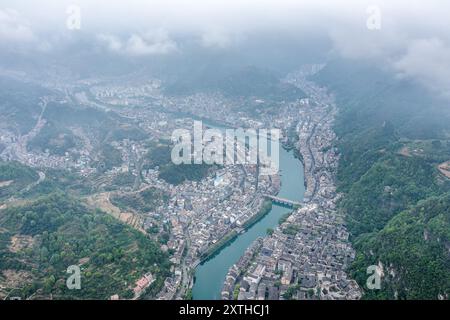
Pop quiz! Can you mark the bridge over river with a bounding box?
[192,120,305,300]
[263,194,303,208]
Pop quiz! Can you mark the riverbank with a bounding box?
[221,72,362,300]
[192,144,305,299]
[198,200,272,263]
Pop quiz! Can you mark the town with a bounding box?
[220,69,362,300]
[0,65,360,300]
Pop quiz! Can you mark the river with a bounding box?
[192,126,305,299]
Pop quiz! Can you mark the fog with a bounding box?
[1,0,450,95]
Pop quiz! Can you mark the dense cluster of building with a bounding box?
[220,71,362,300]
[0,68,361,300]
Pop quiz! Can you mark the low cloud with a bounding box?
[97,29,178,56]
[0,8,35,43]
[393,38,450,98]
[326,1,450,98]
[201,28,236,49]
[2,0,450,98]
[97,34,122,52]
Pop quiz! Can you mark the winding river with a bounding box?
[192,124,305,299]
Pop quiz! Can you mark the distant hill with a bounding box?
[0,161,39,201]
[311,59,450,140]
[165,65,306,101]
[28,101,146,157]
[0,77,49,135]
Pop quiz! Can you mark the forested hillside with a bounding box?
[0,193,170,300]
[312,59,450,299]
[0,161,40,200]
[350,194,450,299]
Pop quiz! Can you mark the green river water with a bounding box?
[192,130,305,299]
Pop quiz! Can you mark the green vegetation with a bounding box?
[201,230,239,262]
[29,101,145,159]
[313,60,450,299]
[24,168,92,198]
[0,161,39,200]
[159,163,212,185]
[184,288,193,300]
[143,141,213,185]
[107,172,136,190]
[282,285,300,300]
[110,126,147,141]
[1,162,94,203]
[233,284,241,300]
[350,194,450,299]
[399,139,450,163]
[341,154,442,236]
[96,144,123,171]
[282,224,301,236]
[0,77,48,134]
[241,200,273,230]
[278,211,293,225]
[29,122,77,156]
[142,143,172,170]
[110,187,169,214]
[0,193,170,299]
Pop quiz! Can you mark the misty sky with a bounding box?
[1,0,450,96]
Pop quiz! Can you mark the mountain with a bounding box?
[165,65,306,100]
[0,193,170,300]
[312,59,450,299]
[350,194,450,299]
